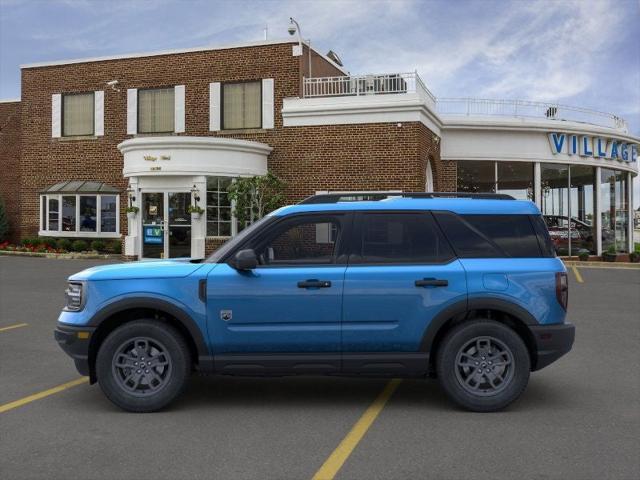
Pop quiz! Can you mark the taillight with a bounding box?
[556,272,568,310]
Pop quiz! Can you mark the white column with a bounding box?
[124,177,140,258]
[209,83,221,131]
[174,85,185,133]
[628,171,633,253]
[94,91,104,136]
[51,94,61,138]
[534,162,542,207]
[191,175,207,259]
[126,89,138,135]
[595,167,602,256]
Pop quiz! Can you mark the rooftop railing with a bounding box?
[303,72,436,103]
[301,74,628,131]
[436,98,628,131]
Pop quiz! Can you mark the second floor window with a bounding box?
[63,92,94,136]
[138,87,175,133]
[223,81,261,130]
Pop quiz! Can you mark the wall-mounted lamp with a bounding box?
[126,187,136,206]
[191,185,201,203]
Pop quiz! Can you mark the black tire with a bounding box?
[436,319,530,412]
[96,320,191,412]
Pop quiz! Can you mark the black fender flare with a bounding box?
[420,297,537,353]
[87,297,209,359]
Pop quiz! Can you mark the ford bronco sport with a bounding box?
[55,192,575,412]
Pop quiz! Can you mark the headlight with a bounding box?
[64,282,84,311]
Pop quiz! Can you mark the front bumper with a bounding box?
[530,322,575,371]
[54,324,96,377]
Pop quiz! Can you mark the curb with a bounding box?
[563,260,640,269]
[0,250,121,260]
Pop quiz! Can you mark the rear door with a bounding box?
[341,211,467,372]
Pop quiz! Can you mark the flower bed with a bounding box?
[0,237,122,256]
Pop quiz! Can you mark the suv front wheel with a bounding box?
[436,320,530,412]
[96,320,191,412]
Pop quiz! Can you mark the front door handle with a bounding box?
[297,279,332,289]
[415,278,448,287]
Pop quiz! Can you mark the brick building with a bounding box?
[0,38,638,258]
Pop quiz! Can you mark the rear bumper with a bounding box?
[54,324,96,377]
[530,322,575,371]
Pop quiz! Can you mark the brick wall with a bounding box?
[15,40,443,246]
[0,101,21,242]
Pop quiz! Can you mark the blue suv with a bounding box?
[55,193,575,412]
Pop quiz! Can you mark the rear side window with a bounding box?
[355,212,454,264]
[530,215,556,258]
[434,212,542,258]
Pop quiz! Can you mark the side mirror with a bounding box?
[233,249,258,271]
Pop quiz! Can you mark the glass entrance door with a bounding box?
[142,192,165,259]
[141,192,192,259]
[167,192,191,258]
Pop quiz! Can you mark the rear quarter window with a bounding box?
[434,212,543,258]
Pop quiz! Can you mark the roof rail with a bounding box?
[298,192,515,204]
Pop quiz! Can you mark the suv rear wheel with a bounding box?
[436,319,530,412]
[96,320,191,412]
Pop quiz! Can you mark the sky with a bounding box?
[1,0,639,201]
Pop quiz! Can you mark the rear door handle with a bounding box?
[297,279,332,289]
[415,278,448,287]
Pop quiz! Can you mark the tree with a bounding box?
[0,197,9,242]
[227,173,286,226]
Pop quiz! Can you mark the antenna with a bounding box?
[263,24,268,40]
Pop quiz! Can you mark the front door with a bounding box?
[206,214,350,363]
[141,192,192,259]
[341,212,467,369]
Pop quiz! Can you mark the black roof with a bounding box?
[41,181,120,194]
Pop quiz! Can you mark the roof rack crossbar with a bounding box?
[299,192,515,204]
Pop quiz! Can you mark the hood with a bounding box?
[69,259,207,281]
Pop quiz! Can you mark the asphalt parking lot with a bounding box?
[0,256,639,480]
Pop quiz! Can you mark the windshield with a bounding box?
[205,215,273,263]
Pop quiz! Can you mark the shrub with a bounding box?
[71,240,88,252]
[37,237,56,249]
[21,237,37,247]
[577,251,589,261]
[57,238,72,251]
[108,240,122,254]
[90,240,106,252]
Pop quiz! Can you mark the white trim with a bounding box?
[262,78,275,129]
[209,82,221,131]
[174,85,185,133]
[127,89,137,135]
[94,90,104,136]
[0,98,20,103]
[628,171,633,253]
[51,94,61,138]
[39,193,120,237]
[282,94,442,135]
[595,166,602,255]
[19,39,348,74]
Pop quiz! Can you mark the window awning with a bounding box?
[41,181,120,194]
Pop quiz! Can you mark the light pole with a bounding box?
[288,17,311,78]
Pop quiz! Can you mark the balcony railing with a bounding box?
[437,98,628,131]
[303,72,436,103]
[301,74,628,131]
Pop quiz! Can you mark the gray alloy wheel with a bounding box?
[454,336,515,397]
[96,320,191,412]
[111,336,173,397]
[436,319,530,412]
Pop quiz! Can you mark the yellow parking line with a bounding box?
[312,379,401,480]
[0,377,88,414]
[572,265,584,283]
[0,323,28,333]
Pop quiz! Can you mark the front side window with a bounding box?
[254,217,341,266]
[138,88,175,133]
[63,92,94,136]
[222,81,261,130]
[356,213,453,264]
